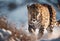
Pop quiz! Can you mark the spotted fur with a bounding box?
[27,3,56,38]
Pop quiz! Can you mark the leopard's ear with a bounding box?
[27,5,30,9]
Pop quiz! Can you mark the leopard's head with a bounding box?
[27,4,41,24]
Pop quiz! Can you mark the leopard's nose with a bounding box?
[33,19,35,22]
[32,19,36,22]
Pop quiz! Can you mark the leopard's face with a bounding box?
[27,4,41,24]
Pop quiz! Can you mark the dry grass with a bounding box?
[0,16,38,41]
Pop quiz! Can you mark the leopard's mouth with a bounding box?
[30,20,41,29]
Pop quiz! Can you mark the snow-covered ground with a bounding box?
[0,0,60,41]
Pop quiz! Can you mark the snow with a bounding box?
[0,0,60,41]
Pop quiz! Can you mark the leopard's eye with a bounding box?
[35,12,39,16]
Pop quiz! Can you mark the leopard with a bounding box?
[56,20,60,26]
[27,3,57,39]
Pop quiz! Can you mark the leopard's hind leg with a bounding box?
[46,25,53,33]
[46,5,56,33]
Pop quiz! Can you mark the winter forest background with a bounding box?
[0,0,60,41]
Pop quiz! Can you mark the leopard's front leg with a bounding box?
[28,24,36,33]
[38,25,44,39]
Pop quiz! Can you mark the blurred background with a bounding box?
[0,0,60,41]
